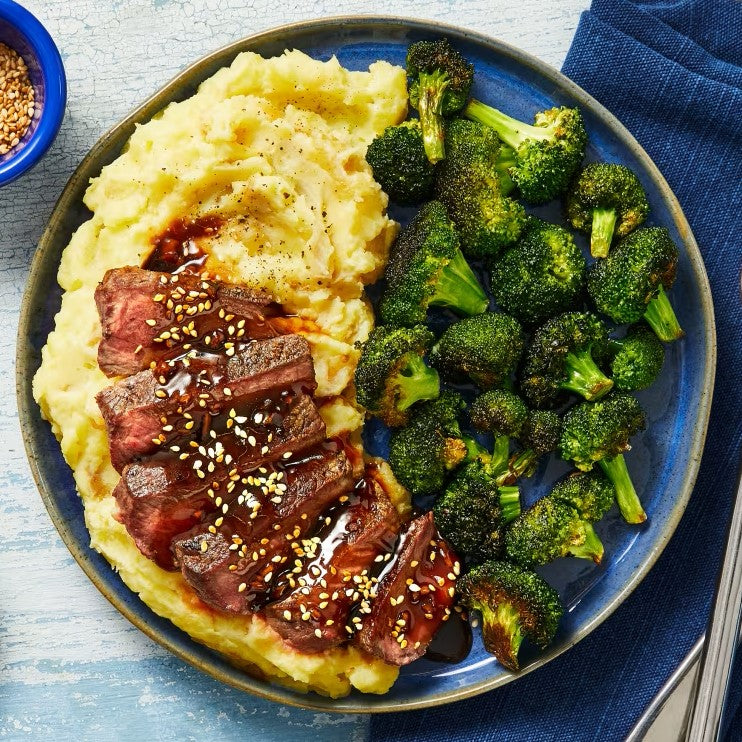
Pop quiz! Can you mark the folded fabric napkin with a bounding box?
[371,1,742,739]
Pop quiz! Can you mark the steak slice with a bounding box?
[96,334,315,472]
[354,512,460,666]
[96,267,277,376]
[174,447,354,614]
[113,393,325,569]
[264,477,400,652]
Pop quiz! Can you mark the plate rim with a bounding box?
[16,14,717,714]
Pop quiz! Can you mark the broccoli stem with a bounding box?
[568,523,604,563]
[416,69,449,164]
[590,207,617,258]
[480,601,523,671]
[499,485,521,524]
[495,144,517,196]
[491,434,511,477]
[506,448,538,481]
[599,454,647,524]
[395,354,441,411]
[560,349,614,401]
[464,99,549,150]
[462,434,489,462]
[643,284,685,342]
[432,248,489,316]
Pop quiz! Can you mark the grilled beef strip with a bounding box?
[173,446,354,614]
[96,267,277,377]
[264,477,400,652]
[114,392,326,569]
[354,512,460,666]
[96,334,315,472]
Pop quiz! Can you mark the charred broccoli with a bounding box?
[565,162,649,258]
[434,458,521,564]
[551,469,617,522]
[504,470,615,567]
[354,325,440,427]
[388,392,469,496]
[365,121,436,205]
[520,312,614,408]
[587,227,684,342]
[607,324,665,391]
[435,118,526,259]
[490,217,586,327]
[429,312,525,389]
[506,410,562,482]
[470,389,529,477]
[464,100,587,204]
[379,200,488,327]
[559,392,647,524]
[406,38,474,163]
[458,560,563,670]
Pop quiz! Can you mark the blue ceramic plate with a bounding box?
[17,17,715,712]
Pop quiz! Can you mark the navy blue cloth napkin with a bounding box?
[371,1,742,739]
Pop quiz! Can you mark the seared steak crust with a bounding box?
[355,512,460,665]
[174,447,354,614]
[96,267,274,376]
[264,478,401,652]
[114,393,325,569]
[96,335,315,471]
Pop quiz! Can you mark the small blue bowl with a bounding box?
[0,0,65,186]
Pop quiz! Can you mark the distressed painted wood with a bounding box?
[0,1,585,738]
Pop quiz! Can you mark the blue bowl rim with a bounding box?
[0,0,66,185]
[15,15,716,713]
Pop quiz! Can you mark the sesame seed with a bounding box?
[283,610,292,621]
[238,583,247,593]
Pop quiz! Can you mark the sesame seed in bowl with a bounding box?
[0,0,66,186]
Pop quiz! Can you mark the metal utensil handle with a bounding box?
[685,457,742,741]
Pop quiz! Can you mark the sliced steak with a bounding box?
[114,393,325,569]
[96,267,277,376]
[354,512,460,666]
[174,446,354,614]
[264,477,400,652]
[96,334,315,471]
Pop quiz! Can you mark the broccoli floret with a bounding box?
[435,119,527,259]
[587,227,684,342]
[607,324,665,391]
[406,39,474,163]
[520,312,614,408]
[565,162,649,258]
[354,325,440,427]
[365,121,436,206]
[470,389,529,477]
[378,200,488,327]
[458,560,563,670]
[490,217,587,327]
[506,410,562,482]
[559,392,647,524]
[429,312,525,389]
[505,470,614,567]
[388,392,469,496]
[434,459,521,564]
[505,497,605,566]
[551,469,616,522]
[464,100,587,204]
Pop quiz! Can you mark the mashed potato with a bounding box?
[33,50,408,697]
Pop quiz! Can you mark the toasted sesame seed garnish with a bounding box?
[145,319,157,327]
[237,583,247,593]
[283,610,292,621]
[200,541,208,553]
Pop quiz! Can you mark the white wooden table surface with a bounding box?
[0,2,598,739]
